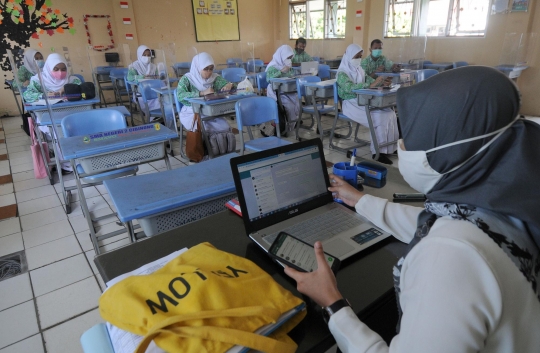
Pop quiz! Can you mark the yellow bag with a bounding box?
[99,242,306,353]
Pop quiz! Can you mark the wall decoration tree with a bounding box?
[0,0,76,72]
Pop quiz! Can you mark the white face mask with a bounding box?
[350,58,361,67]
[141,56,150,64]
[397,116,520,194]
[284,59,292,67]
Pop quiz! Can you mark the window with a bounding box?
[385,0,489,37]
[290,0,346,39]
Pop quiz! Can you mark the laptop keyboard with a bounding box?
[263,208,365,245]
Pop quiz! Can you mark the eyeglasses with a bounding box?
[203,67,214,71]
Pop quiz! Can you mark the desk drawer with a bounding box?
[357,94,396,108]
[271,81,296,93]
[306,85,333,98]
[138,192,237,236]
[77,142,165,175]
[33,105,92,120]
[199,101,237,116]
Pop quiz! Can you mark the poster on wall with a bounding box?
[191,0,240,41]
[511,0,529,11]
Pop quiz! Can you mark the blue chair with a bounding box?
[453,61,468,69]
[221,68,246,83]
[317,64,331,80]
[256,72,268,96]
[94,66,116,108]
[312,56,321,63]
[226,58,243,68]
[173,90,188,160]
[173,62,191,78]
[81,324,114,353]
[73,74,85,83]
[235,96,291,155]
[295,76,335,139]
[422,60,433,69]
[138,79,165,123]
[246,59,264,73]
[328,82,368,153]
[415,69,438,82]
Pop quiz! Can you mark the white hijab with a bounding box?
[184,52,218,91]
[22,48,39,75]
[130,45,157,76]
[337,44,365,84]
[30,53,73,92]
[266,45,294,72]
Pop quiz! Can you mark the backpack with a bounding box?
[208,129,236,156]
[64,82,96,101]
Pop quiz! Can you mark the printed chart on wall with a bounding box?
[192,0,240,41]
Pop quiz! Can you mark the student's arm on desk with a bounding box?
[355,194,421,244]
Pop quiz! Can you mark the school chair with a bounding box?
[110,68,131,105]
[221,68,247,84]
[256,72,268,96]
[138,79,166,124]
[422,60,433,69]
[61,109,139,250]
[295,76,335,139]
[226,58,243,68]
[173,89,188,160]
[73,74,85,83]
[246,59,264,73]
[172,62,191,78]
[328,82,368,154]
[81,323,114,353]
[453,61,469,68]
[94,66,116,108]
[416,69,439,82]
[317,64,331,80]
[312,56,321,63]
[234,96,291,155]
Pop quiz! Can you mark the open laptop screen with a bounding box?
[237,145,327,222]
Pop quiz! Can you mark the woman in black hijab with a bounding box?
[285,66,540,352]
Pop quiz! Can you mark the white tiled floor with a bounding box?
[0,111,392,352]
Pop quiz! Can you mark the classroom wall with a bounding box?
[0,0,119,116]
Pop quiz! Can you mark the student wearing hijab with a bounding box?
[23,53,81,102]
[128,45,161,116]
[264,45,300,136]
[176,52,234,148]
[285,66,540,352]
[337,44,397,164]
[17,48,44,88]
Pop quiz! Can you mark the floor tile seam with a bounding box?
[27,251,83,271]
[39,306,100,333]
[22,232,74,250]
[32,274,95,299]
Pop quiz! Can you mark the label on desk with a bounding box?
[84,124,161,143]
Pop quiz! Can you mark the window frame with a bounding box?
[289,0,346,40]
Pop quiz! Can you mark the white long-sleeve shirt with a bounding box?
[329,194,540,353]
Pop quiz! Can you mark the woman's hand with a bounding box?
[369,76,385,88]
[47,91,60,97]
[328,174,364,207]
[284,242,343,307]
[281,66,291,73]
[200,87,214,96]
[383,77,393,87]
[221,83,233,92]
[23,80,30,87]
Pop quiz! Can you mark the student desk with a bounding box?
[104,153,237,240]
[423,62,453,72]
[185,94,255,158]
[93,158,418,353]
[495,65,528,79]
[25,98,101,185]
[109,71,132,110]
[59,124,178,254]
[322,58,342,69]
[150,87,178,142]
[352,89,398,161]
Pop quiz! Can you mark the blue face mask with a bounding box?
[36,60,45,69]
[372,49,382,58]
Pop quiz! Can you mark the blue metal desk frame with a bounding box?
[268,77,298,136]
[151,87,180,158]
[352,88,399,160]
[59,124,178,254]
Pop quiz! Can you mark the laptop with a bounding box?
[300,61,319,75]
[230,139,391,261]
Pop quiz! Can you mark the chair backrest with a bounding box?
[256,72,268,90]
[226,58,243,68]
[296,75,321,100]
[235,96,279,131]
[138,79,162,102]
[416,69,438,82]
[61,109,127,137]
[221,68,246,83]
[246,59,264,73]
[312,56,321,63]
[422,60,433,69]
[173,87,183,115]
[317,64,330,80]
[73,74,85,83]
[453,61,468,68]
[172,62,191,76]
[111,68,129,90]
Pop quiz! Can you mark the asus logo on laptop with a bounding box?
[289,209,298,215]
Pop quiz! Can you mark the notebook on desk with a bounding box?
[230,139,391,261]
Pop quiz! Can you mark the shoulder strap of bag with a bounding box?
[190,113,201,132]
[28,117,37,146]
[135,306,297,353]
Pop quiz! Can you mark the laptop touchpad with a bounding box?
[323,239,354,258]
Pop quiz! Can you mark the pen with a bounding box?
[350,148,357,167]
